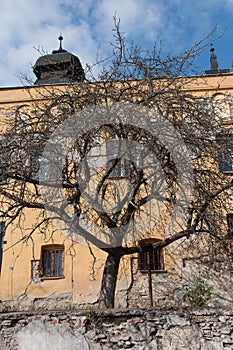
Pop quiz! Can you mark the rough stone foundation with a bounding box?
[0,308,232,349]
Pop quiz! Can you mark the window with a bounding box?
[228,95,233,119]
[31,153,41,180]
[212,94,231,122]
[217,133,233,173]
[0,222,5,274]
[41,245,64,278]
[227,214,233,236]
[107,158,134,178]
[138,240,164,272]
[227,214,233,254]
[0,154,8,184]
[31,150,59,181]
[106,139,142,178]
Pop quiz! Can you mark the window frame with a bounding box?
[105,137,143,179]
[31,149,60,182]
[31,152,41,180]
[227,213,233,237]
[138,240,165,273]
[226,214,233,254]
[217,133,233,174]
[106,158,135,178]
[0,222,6,274]
[40,245,64,280]
[0,153,8,184]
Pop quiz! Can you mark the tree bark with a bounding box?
[98,250,121,308]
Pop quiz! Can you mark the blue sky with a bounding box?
[1,0,233,87]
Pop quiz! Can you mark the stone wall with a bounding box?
[125,259,233,309]
[0,308,232,350]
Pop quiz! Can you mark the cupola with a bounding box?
[33,35,85,85]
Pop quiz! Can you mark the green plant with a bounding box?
[84,307,104,331]
[65,304,76,311]
[184,278,212,308]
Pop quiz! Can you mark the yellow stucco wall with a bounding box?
[0,74,232,306]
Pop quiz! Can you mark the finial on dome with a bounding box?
[52,34,67,54]
[58,34,63,51]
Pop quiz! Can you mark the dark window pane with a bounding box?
[0,222,6,274]
[139,243,163,271]
[43,250,52,276]
[217,134,233,173]
[106,139,141,178]
[218,152,233,172]
[0,154,8,184]
[227,214,233,236]
[31,153,41,180]
[54,249,63,276]
[42,247,64,277]
[107,158,133,178]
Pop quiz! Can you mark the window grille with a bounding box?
[138,242,164,271]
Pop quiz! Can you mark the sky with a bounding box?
[1,0,233,87]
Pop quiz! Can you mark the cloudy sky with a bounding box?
[1,0,233,87]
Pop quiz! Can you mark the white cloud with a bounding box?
[0,0,99,86]
[0,0,232,87]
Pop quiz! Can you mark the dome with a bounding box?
[33,36,85,85]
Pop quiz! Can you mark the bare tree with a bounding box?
[0,19,232,308]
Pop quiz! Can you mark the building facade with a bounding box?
[0,42,232,310]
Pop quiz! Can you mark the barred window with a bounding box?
[41,245,64,278]
[138,240,164,271]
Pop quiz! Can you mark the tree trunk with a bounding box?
[98,251,121,308]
